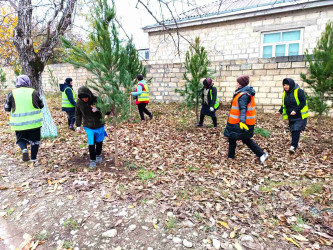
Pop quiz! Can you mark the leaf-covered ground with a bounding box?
[0,93,332,250]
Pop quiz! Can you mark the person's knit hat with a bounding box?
[65,78,73,84]
[203,78,213,88]
[237,75,250,87]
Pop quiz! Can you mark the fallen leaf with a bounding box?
[104,193,112,199]
[230,231,236,238]
[292,234,308,242]
[67,195,73,200]
[0,186,8,190]
[128,205,135,209]
[217,221,230,229]
[284,235,300,248]
[153,224,158,229]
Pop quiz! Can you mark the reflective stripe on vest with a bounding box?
[9,88,43,131]
[137,83,150,102]
[210,88,220,109]
[228,92,256,125]
[282,88,309,120]
[62,87,76,108]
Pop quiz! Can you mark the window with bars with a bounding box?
[261,29,302,58]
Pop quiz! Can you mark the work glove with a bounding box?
[209,107,214,112]
[76,127,81,133]
[239,122,249,130]
[91,106,98,112]
[290,111,296,115]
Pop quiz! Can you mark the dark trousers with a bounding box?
[228,138,264,159]
[291,130,301,149]
[138,103,152,120]
[66,110,76,126]
[16,128,41,160]
[89,142,103,161]
[17,141,39,160]
[199,114,217,127]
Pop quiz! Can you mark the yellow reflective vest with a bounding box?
[282,88,309,120]
[137,82,150,104]
[9,88,43,131]
[62,87,76,108]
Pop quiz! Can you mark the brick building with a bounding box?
[142,0,333,112]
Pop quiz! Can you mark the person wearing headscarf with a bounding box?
[75,86,108,168]
[276,78,308,154]
[224,75,268,164]
[60,77,76,131]
[4,75,44,163]
[195,78,219,127]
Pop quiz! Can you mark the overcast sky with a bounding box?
[74,0,213,49]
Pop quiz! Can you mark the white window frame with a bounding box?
[260,28,304,58]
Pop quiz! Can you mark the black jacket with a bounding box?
[75,86,104,129]
[201,86,217,108]
[279,78,306,121]
[4,87,44,113]
[224,86,255,140]
[60,83,76,111]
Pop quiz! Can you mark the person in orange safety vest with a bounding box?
[223,75,268,164]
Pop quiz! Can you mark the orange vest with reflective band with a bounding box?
[228,92,256,125]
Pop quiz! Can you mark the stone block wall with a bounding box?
[3,58,333,116]
[2,63,96,93]
[146,56,310,113]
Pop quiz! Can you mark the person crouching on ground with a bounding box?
[276,78,308,154]
[4,75,44,163]
[224,75,268,164]
[60,78,76,131]
[75,86,107,168]
[195,78,219,127]
[130,74,153,121]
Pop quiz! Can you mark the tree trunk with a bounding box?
[196,89,199,123]
[129,95,132,116]
[113,112,119,167]
[317,114,322,133]
[19,57,58,138]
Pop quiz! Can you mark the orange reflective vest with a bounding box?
[228,92,256,125]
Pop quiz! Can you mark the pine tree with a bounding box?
[61,0,128,167]
[120,38,147,114]
[175,37,211,123]
[301,21,333,129]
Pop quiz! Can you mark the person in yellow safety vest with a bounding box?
[224,75,268,164]
[4,75,44,163]
[276,78,308,154]
[60,78,76,131]
[195,78,219,127]
[130,74,153,121]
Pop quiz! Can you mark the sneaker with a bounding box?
[22,149,30,162]
[195,124,203,127]
[149,114,153,120]
[89,160,97,168]
[96,155,103,164]
[289,146,296,154]
[260,153,268,164]
[69,125,75,131]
